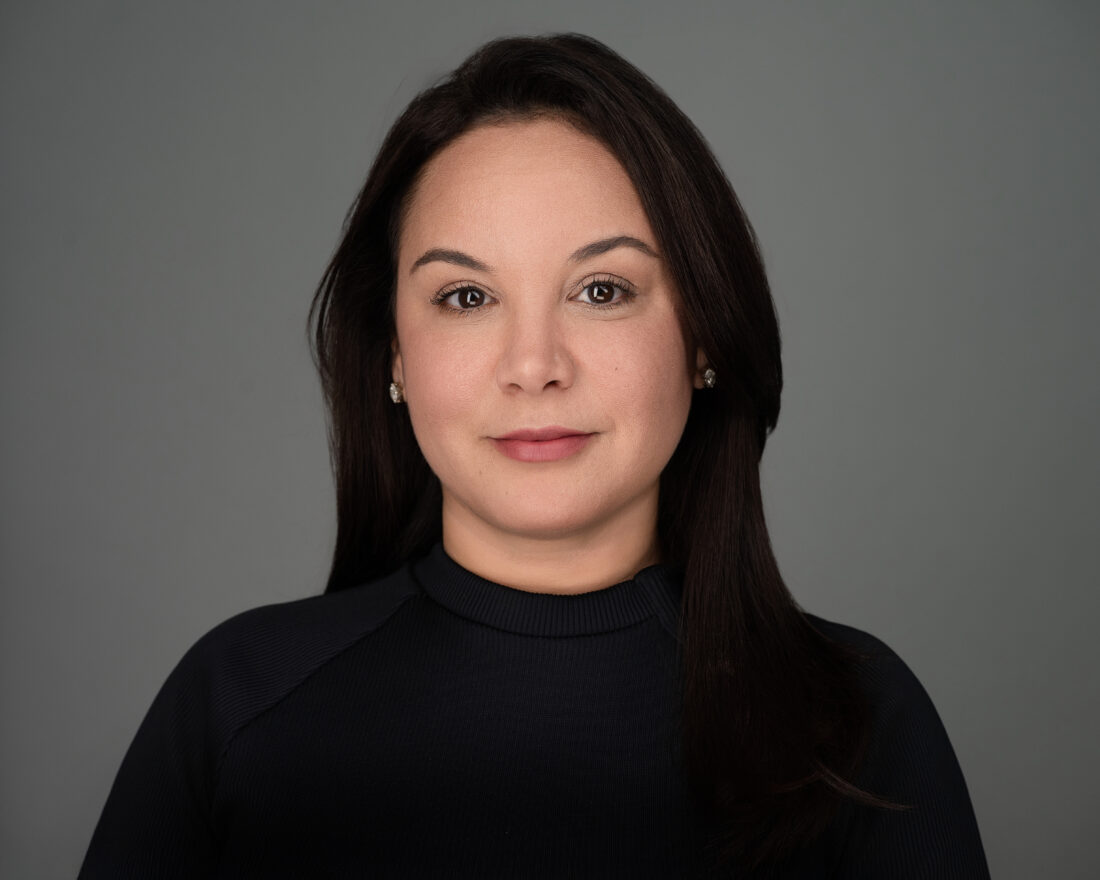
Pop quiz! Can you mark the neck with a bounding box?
[440,494,660,595]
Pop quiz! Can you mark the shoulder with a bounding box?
[805,612,901,663]
[802,622,990,874]
[186,562,421,669]
[163,563,422,752]
[806,613,971,802]
[805,614,935,724]
[804,614,957,795]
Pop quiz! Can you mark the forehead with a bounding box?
[397,118,655,269]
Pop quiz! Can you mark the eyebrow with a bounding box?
[568,235,659,263]
[408,235,659,275]
[409,248,491,274]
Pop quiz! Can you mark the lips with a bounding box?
[495,427,588,442]
[491,426,595,462]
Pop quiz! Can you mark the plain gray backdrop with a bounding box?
[2,1,1097,877]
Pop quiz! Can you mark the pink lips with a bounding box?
[491,426,595,463]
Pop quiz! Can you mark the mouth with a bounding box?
[490,426,595,463]
[495,426,589,442]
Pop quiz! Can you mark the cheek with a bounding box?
[400,330,484,452]
[596,319,694,437]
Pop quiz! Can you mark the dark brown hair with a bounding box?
[309,33,877,871]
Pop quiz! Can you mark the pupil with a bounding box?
[460,289,481,308]
[591,283,612,303]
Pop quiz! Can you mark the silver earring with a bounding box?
[703,368,716,389]
[388,381,405,404]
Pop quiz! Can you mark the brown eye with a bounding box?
[578,280,631,306]
[457,288,484,308]
[587,282,616,304]
[439,287,490,310]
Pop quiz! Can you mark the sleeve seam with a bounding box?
[206,591,420,812]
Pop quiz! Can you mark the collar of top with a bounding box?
[411,543,683,639]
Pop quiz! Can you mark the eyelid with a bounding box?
[429,281,498,312]
[428,273,638,312]
[571,273,638,306]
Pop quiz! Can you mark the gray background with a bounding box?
[2,1,1096,876]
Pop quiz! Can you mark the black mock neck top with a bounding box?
[417,542,683,637]
[79,544,989,878]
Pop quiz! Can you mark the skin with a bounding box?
[392,118,707,593]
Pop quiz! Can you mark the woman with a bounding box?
[80,34,990,877]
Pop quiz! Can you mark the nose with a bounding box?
[494,304,576,394]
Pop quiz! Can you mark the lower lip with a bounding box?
[491,434,594,463]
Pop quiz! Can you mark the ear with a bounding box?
[390,338,404,386]
[692,347,708,389]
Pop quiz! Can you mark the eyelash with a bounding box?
[429,274,638,317]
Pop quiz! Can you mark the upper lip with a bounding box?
[494,426,591,441]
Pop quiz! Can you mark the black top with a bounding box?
[79,544,990,878]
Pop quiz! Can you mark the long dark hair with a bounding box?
[310,33,878,871]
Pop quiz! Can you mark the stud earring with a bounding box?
[388,381,405,404]
[703,367,716,389]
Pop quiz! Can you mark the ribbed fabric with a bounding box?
[78,545,989,878]
[414,542,677,637]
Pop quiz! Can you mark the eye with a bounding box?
[433,285,494,312]
[575,277,636,308]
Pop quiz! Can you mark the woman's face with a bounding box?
[393,118,702,551]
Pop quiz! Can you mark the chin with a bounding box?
[484,496,612,540]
